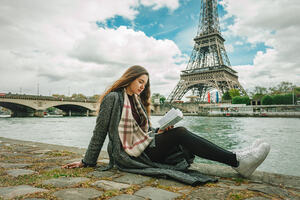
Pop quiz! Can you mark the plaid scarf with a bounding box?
[118,90,153,157]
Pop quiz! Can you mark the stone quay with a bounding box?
[0,136,299,200]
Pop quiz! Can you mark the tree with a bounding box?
[71,93,87,99]
[232,96,250,105]
[293,87,300,102]
[90,94,100,101]
[283,93,294,104]
[52,94,66,99]
[272,93,294,105]
[261,95,273,105]
[251,86,268,96]
[151,93,166,104]
[269,81,296,95]
[222,91,231,100]
[272,94,283,104]
[250,86,268,100]
[229,89,240,98]
[160,96,166,104]
[46,107,56,113]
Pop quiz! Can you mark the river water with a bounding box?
[0,116,299,176]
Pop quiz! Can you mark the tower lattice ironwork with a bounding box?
[167,0,246,102]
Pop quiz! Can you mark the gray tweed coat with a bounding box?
[82,88,217,186]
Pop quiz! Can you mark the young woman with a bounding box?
[63,65,270,185]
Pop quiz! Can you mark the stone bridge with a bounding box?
[0,94,97,117]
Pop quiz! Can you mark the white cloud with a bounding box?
[221,0,300,89]
[235,41,243,46]
[0,0,182,97]
[225,44,234,53]
[140,0,179,10]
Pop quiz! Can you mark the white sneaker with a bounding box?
[233,142,270,178]
[234,139,264,154]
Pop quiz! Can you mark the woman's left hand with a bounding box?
[157,125,174,134]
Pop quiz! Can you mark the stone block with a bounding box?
[0,185,48,199]
[110,194,145,200]
[134,186,181,200]
[87,170,115,178]
[92,180,131,190]
[53,188,103,200]
[114,173,151,184]
[188,187,231,200]
[31,150,52,154]
[42,177,89,187]
[244,197,271,200]
[156,178,187,187]
[24,198,45,200]
[0,162,31,169]
[248,184,292,199]
[6,169,35,177]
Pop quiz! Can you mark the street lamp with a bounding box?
[292,87,295,105]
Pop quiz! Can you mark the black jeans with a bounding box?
[144,127,238,167]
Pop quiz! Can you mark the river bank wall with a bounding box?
[152,103,300,118]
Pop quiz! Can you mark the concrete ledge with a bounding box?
[1,136,299,190]
[190,163,300,189]
[0,136,108,159]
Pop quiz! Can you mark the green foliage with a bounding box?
[222,91,231,100]
[272,94,284,105]
[71,93,87,99]
[294,87,300,99]
[232,96,250,105]
[229,89,240,98]
[151,93,166,104]
[261,95,273,105]
[46,107,56,113]
[252,93,265,100]
[269,81,296,95]
[160,96,166,104]
[52,94,66,99]
[250,86,268,98]
[90,94,100,101]
[272,93,294,105]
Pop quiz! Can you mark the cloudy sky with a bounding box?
[0,0,299,98]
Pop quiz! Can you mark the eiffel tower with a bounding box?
[167,0,246,102]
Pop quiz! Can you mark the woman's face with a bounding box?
[127,74,148,95]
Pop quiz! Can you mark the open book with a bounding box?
[158,108,183,130]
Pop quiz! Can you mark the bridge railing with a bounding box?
[0,93,97,103]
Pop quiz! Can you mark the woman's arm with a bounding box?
[62,93,117,168]
[82,93,116,166]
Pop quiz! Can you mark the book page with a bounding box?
[158,108,183,130]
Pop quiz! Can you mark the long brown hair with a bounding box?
[98,65,151,116]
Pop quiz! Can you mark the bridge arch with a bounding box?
[0,102,36,117]
[50,103,92,116]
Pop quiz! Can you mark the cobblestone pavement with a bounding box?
[0,137,299,200]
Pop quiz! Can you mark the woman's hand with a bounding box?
[157,125,174,134]
[62,161,84,169]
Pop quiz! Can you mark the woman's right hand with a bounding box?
[157,125,174,134]
[62,161,84,169]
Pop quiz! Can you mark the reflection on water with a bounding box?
[0,116,299,176]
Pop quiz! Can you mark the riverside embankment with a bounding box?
[152,103,300,118]
[0,136,299,200]
[1,116,300,177]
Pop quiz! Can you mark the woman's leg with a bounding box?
[145,127,238,167]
